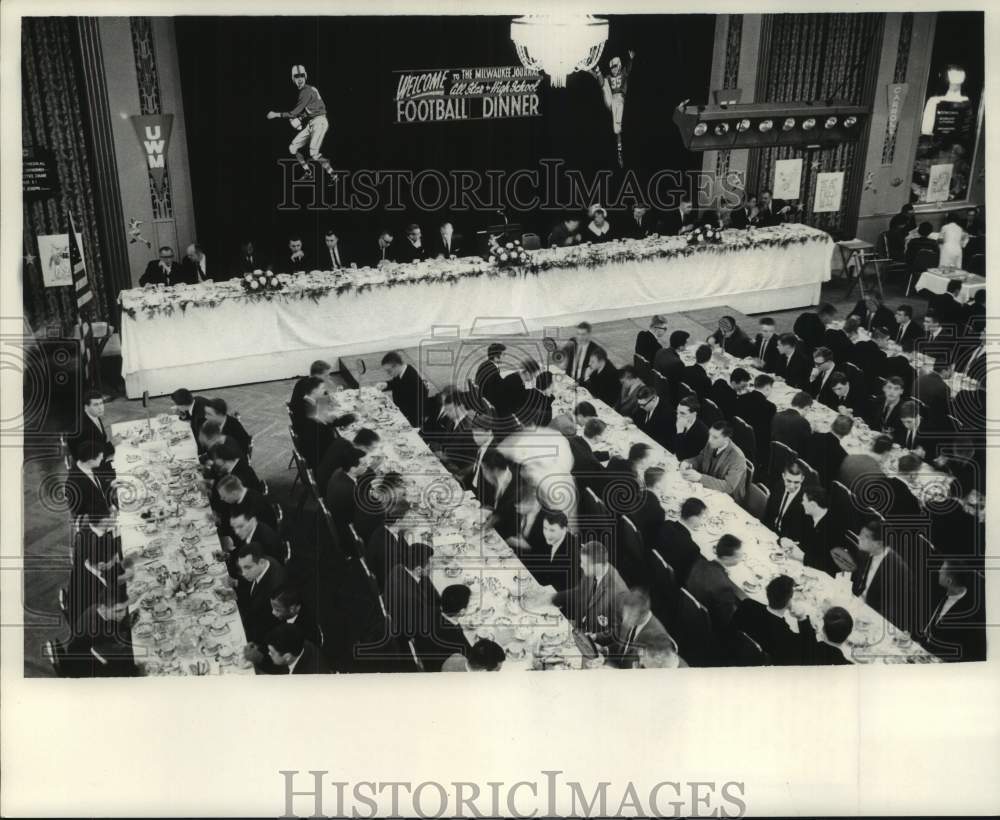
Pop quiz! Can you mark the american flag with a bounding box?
[67,213,92,312]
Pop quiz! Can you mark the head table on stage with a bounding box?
[118,224,834,398]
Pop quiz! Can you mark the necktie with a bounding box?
[924,596,948,633]
[908,427,916,449]
[897,324,905,342]
[760,338,766,359]
[776,491,791,528]
[622,625,637,655]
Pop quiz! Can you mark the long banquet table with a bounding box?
[547,370,938,664]
[332,387,590,670]
[112,416,253,675]
[119,224,834,397]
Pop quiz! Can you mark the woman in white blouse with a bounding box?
[937,217,968,268]
[585,205,613,243]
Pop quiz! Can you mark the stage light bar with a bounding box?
[673,101,869,150]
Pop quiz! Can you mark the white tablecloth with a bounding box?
[332,388,586,671]
[120,226,834,397]
[112,417,252,676]
[549,372,937,664]
[914,268,986,302]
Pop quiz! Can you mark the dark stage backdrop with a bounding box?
[175,15,715,269]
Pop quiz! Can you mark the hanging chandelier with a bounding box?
[510,14,609,89]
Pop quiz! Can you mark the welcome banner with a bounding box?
[130,113,174,190]
[394,66,543,124]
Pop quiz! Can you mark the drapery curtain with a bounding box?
[751,13,884,238]
[22,17,112,329]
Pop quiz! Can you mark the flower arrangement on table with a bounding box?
[686,224,722,246]
[240,270,282,293]
[487,235,533,270]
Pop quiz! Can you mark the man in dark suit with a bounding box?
[653,330,688,395]
[563,322,603,385]
[828,372,870,420]
[763,461,807,541]
[709,316,754,359]
[850,294,896,336]
[268,586,323,649]
[582,347,620,407]
[384,542,442,659]
[898,400,942,461]
[658,194,697,236]
[904,221,939,271]
[671,396,709,461]
[928,279,968,331]
[431,221,464,258]
[634,315,667,363]
[208,441,265,512]
[822,324,853,366]
[751,190,788,227]
[632,466,668,549]
[201,397,252,455]
[793,485,838,576]
[774,334,812,390]
[474,343,507,413]
[324,447,367,548]
[891,304,922,352]
[913,364,950,425]
[794,303,837,353]
[366,229,396,267]
[421,585,474,672]
[632,386,674,450]
[380,351,430,428]
[139,246,179,286]
[319,229,349,269]
[751,318,781,372]
[68,390,115,467]
[264,623,331,674]
[808,347,839,409]
[317,428,382,494]
[520,509,580,590]
[234,544,288,644]
[550,415,607,499]
[64,442,114,521]
[806,415,850,488]
[851,518,914,633]
[623,204,657,238]
[170,388,207,437]
[918,559,985,662]
[685,534,746,630]
[234,239,266,275]
[597,589,675,669]
[727,193,756,229]
[770,392,814,457]
[735,374,776,463]
[214,465,276,539]
[731,575,801,665]
[178,243,208,283]
[796,606,853,665]
[616,366,645,417]
[868,376,906,440]
[681,344,714,399]
[277,236,309,273]
[656,497,706,585]
[230,508,285,566]
[392,223,429,263]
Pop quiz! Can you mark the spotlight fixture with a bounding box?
[673,101,868,150]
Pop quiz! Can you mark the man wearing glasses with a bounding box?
[266,64,336,180]
[139,245,177,286]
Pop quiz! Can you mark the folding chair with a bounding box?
[745,482,770,522]
[649,549,681,630]
[347,523,367,562]
[725,630,770,666]
[699,397,722,427]
[730,415,757,465]
[796,458,820,488]
[615,515,647,587]
[651,368,670,399]
[676,381,696,403]
[58,434,74,470]
[769,441,798,481]
[907,247,939,296]
[675,588,716,667]
[831,480,860,535]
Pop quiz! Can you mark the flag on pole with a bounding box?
[67,213,92,313]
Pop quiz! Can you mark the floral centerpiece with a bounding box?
[241,269,282,293]
[487,235,532,270]
[686,224,722,246]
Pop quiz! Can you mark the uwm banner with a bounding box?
[394,66,542,124]
[131,114,174,189]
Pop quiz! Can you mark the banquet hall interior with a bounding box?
[19,11,988,676]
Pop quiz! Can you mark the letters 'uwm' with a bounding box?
[144,126,165,168]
